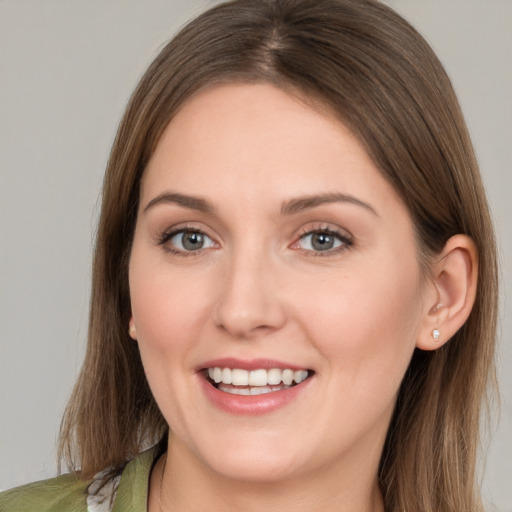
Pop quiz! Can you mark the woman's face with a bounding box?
[129,83,432,484]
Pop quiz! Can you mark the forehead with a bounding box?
[140,82,405,218]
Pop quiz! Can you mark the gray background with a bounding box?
[0,1,510,510]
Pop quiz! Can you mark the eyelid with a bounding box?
[155,222,352,257]
[157,224,219,256]
[291,224,354,255]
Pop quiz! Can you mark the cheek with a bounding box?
[294,254,424,387]
[129,256,213,355]
[128,253,214,427]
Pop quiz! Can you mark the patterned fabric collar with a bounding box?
[86,469,122,512]
[86,447,159,512]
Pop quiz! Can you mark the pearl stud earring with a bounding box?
[432,329,440,341]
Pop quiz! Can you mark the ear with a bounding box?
[416,234,478,350]
[128,316,137,340]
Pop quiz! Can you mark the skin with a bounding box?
[128,83,455,512]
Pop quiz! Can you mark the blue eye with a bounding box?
[298,230,348,252]
[168,230,215,252]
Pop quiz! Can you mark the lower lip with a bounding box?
[199,375,312,415]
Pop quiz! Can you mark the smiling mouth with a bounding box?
[205,367,312,396]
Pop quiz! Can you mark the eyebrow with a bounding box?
[281,193,378,216]
[143,192,214,214]
[143,191,378,217]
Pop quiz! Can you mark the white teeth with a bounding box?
[207,367,310,387]
[282,369,294,385]
[248,369,267,386]
[267,368,282,385]
[228,386,250,395]
[294,370,308,384]
[213,367,222,383]
[249,385,271,395]
[231,369,249,386]
[217,384,292,395]
[221,367,232,384]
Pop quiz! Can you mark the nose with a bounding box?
[213,248,287,339]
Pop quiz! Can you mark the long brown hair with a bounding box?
[59,1,498,510]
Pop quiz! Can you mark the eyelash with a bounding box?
[157,225,353,257]
[293,226,353,257]
[157,224,215,257]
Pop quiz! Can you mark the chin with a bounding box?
[192,435,307,483]
[207,454,301,483]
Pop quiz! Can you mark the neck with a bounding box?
[149,437,385,512]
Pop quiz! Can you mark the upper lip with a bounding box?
[198,358,310,372]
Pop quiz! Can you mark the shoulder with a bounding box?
[0,447,159,512]
[0,473,91,512]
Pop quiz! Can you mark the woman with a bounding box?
[0,0,498,511]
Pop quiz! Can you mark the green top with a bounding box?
[0,447,158,512]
